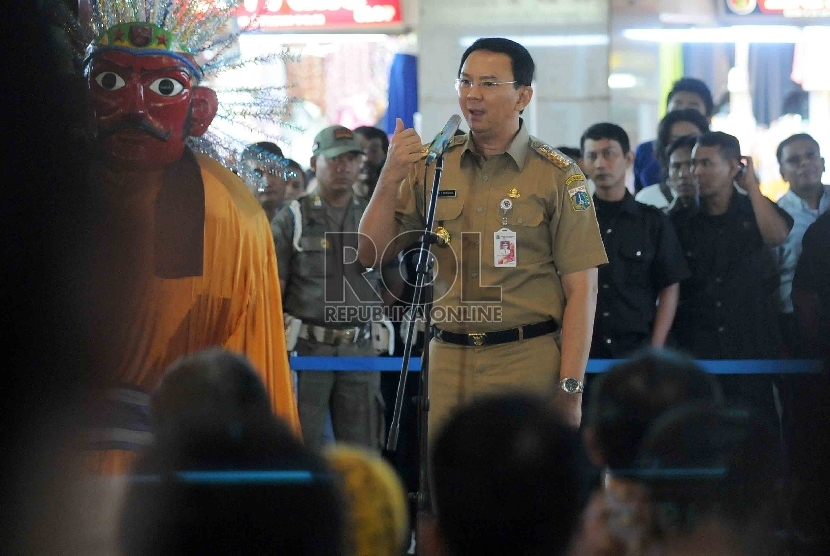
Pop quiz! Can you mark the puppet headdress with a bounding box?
[44,0,302,173]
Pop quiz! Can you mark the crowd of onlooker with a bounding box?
[92,345,828,555]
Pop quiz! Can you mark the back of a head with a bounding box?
[431,393,580,556]
[587,347,723,470]
[695,131,741,162]
[580,122,631,155]
[119,416,346,556]
[324,444,409,556]
[150,348,274,441]
[634,405,785,552]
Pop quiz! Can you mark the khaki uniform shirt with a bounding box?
[273,192,380,328]
[394,123,608,334]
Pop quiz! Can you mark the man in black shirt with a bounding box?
[671,131,792,358]
[671,131,793,428]
[581,123,690,358]
[792,210,830,360]
[790,212,830,550]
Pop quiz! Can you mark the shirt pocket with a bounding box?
[434,197,464,240]
[505,200,545,228]
[297,237,328,277]
[435,196,464,222]
[619,242,654,286]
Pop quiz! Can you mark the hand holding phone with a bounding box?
[735,156,759,193]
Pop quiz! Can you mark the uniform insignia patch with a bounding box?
[565,174,585,186]
[333,128,354,140]
[421,135,466,159]
[531,141,571,170]
[508,188,520,199]
[568,185,591,211]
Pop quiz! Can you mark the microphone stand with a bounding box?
[386,154,445,543]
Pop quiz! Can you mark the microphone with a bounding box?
[424,114,463,165]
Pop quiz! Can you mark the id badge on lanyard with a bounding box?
[494,197,517,267]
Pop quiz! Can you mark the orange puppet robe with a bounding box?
[86,150,299,474]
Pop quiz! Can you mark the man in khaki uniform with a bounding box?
[273,126,384,451]
[358,38,607,435]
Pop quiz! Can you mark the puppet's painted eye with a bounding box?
[149,77,185,97]
[95,71,126,91]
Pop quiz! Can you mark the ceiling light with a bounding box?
[459,34,609,48]
[608,73,637,89]
[622,25,806,44]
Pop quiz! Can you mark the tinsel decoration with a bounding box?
[41,0,303,176]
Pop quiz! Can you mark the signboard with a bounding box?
[236,0,403,30]
[723,0,830,19]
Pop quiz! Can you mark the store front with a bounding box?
[214,0,415,163]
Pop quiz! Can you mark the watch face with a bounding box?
[562,378,582,394]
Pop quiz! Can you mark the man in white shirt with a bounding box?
[775,133,830,355]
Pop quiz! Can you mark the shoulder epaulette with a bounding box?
[530,141,573,170]
[420,134,467,159]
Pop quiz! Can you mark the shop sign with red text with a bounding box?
[725,0,830,18]
[237,0,403,30]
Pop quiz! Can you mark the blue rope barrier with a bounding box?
[129,471,328,484]
[288,356,823,374]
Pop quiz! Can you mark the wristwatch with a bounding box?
[559,377,584,394]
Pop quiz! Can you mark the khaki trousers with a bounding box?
[426,332,561,444]
[295,337,384,452]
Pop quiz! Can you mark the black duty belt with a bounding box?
[432,320,559,347]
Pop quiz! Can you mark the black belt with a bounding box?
[432,320,558,347]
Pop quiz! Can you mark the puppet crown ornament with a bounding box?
[87,22,200,76]
[45,0,301,174]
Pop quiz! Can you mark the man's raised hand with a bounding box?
[377,118,423,189]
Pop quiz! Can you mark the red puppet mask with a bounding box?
[84,23,218,169]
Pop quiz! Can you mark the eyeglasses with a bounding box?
[454,78,518,94]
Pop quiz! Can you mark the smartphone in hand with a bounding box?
[737,157,748,179]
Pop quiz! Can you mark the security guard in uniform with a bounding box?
[358,38,608,435]
[272,126,384,451]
